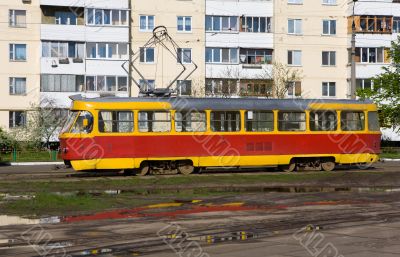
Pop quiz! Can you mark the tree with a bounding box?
[358,36,400,132]
[267,62,303,99]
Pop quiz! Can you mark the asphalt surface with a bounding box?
[1,162,400,256]
[1,190,400,256]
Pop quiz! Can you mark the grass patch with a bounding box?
[0,151,61,163]
[0,172,341,193]
[381,152,400,159]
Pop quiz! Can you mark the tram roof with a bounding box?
[70,95,375,111]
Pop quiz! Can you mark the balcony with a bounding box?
[349,16,393,34]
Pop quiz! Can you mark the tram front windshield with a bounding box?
[61,111,93,134]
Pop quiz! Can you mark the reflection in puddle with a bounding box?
[1,186,400,227]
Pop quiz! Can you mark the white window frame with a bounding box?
[178,48,192,64]
[356,79,373,90]
[322,0,337,5]
[9,77,26,95]
[139,15,155,31]
[86,9,128,26]
[322,82,336,97]
[288,0,303,4]
[177,16,192,32]
[206,48,238,64]
[288,50,302,66]
[177,80,192,96]
[86,75,128,92]
[357,47,385,64]
[140,47,155,63]
[322,51,336,66]
[86,42,128,60]
[9,111,26,128]
[322,19,336,35]
[9,44,26,61]
[9,9,26,27]
[288,19,302,35]
[206,16,239,32]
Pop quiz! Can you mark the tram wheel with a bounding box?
[177,161,195,175]
[138,162,150,176]
[279,163,296,172]
[321,161,335,172]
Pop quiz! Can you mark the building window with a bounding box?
[288,19,302,34]
[322,82,336,97]
[42,41,85,59]
[322,20,336,35]
[287,81,302,97]
[177,80,192,96]
[240,16,271,33]
[205,48,238,63]
[175,111,206,132]
[245,111,274,132]
[85,42,128,59]
[354,16,392,33]
[9,77,26,95]
[278,112,306,131]
[9,111,26,128]
[240,81,273,97]
[139,79,155,92]
[9,10,26,27]
[341,111,365,131]
[9,44,26,61]
[177,16,191,32]
[211,111,241,132]
[138,111,171,132]
[393,17,400,33]
[177,48,192,64]
[322,51,336,66]
[239,49,272,65]
[206,16,238,32]
[355,47,388,63]
[288,50,302,66]
[98,111,134,133]
[139,48,155,63]
[55,11,77,25]
[41,74,84,92]
[85,76,127,92]
[310,111,337,131]
[87,9,128,26]
[356,79,373,90]
[206,79,237,96]
[288,0,303,4]
[322,0,336,5]
[139,15,155,31]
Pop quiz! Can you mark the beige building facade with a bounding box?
[130,0,205,96]
[0,0,41,130]
[274,0,349,99]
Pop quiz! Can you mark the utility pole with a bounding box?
[350,0,358,99]
[128,0,132,97]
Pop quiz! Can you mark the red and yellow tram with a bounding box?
[59,96,381,175]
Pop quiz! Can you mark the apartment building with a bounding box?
[349,0,400,140]
[130,0,205,96]
[205,0,274,97]
[0,0,41,130]
[274,0,348,99]
[39,0,130,109]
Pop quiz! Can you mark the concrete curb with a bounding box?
[9,162,64,166]
[381,158,400,162]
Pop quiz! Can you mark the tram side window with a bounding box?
[175,111,206,132]
[98,111,133,133]
[70,111,93,134]
[368,111,380,131]
[278,112,306,131]
[341,111,365,131]
[245,111,274,132]
[211,111,241,132]
[139,111,171,132]
[309,111,337,131]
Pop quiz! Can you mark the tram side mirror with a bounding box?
[83,118,89,128]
